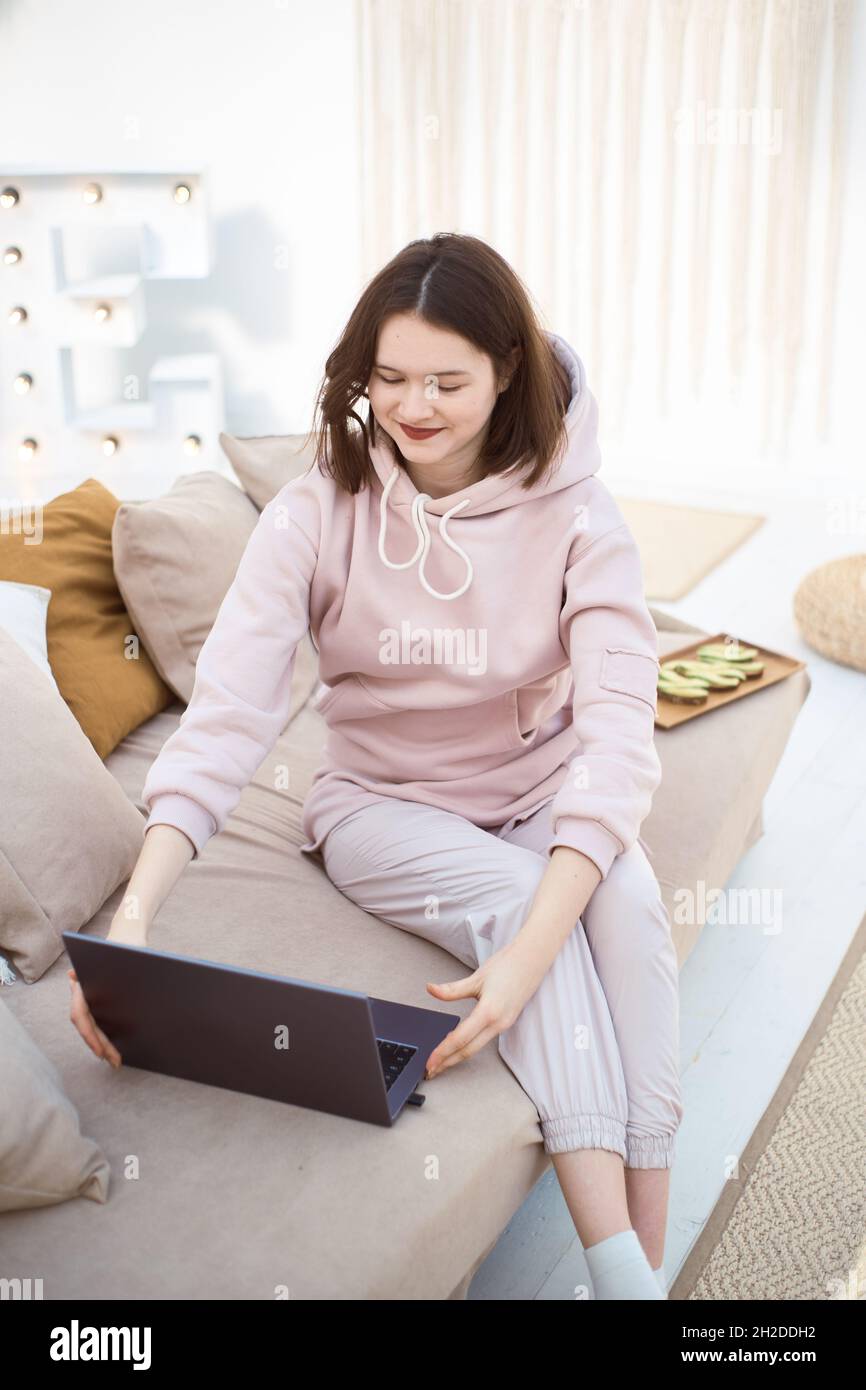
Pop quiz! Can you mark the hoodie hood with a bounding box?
[369,330,601,600]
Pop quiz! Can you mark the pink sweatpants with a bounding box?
[317,794,684,1167]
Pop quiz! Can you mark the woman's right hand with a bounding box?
[67,915,150,1067]
[67,968,123,1067]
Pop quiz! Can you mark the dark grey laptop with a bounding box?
[62,932,461,1129]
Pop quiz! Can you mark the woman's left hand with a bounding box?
[423,937,547,1079]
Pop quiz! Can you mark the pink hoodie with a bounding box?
[141,331,662,882]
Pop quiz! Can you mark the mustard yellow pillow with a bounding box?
[0,478,174,759]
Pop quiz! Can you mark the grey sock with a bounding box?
[584,1229,665,1300]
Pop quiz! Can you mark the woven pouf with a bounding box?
[793,553,866,672]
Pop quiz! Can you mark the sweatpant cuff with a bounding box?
[541,1113,627,1160]
[625,1131,677,1169]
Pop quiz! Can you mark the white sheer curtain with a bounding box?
[355,0,856,486]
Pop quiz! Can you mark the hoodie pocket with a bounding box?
[313,681,340,714]
[599,647,659,713]
[312,679,364,717]
[501,689,531,751]
[506,672,570,751]
[314,677,556,762]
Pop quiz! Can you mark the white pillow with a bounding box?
[0,580,61,695]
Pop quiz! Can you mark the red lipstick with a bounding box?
[399,423,444,441]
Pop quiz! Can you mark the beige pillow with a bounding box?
[218,431,318,510]
[0,628,146,982]
[111,470,319,713]
[0,996,110,1212]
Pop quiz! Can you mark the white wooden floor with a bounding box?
[468,482,866,1299]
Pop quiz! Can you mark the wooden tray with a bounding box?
[654,631,807,729]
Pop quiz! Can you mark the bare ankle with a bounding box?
[550,1148,631,1247]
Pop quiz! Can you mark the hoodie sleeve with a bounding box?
[139,490,317,859]
[548,521,662,882]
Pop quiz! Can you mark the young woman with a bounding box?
[70,233,682,1300]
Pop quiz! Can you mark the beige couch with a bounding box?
[0,604,810,1300]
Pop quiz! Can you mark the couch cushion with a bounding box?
[0,628,148,983]
[0,478,175,758]
[0,997,110,1212]
[111,470,318,717]
[219,431,319,511]
[0,695,550,1297]
[0,604,810,1295]
[0,580,60,693]
[647,607,812,966]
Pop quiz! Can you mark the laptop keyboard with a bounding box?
[376,1037,417,1091]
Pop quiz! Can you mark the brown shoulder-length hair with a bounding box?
[296,233,573,495]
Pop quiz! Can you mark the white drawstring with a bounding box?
[377,464,474,601]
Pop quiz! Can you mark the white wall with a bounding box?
[1,0,361,501]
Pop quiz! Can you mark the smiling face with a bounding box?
[367,313,512,492]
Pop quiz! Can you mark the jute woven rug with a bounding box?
[671,911,866,1300]
[614,496,765,601]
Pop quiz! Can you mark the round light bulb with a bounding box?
[93,303,112,323]
[1,187,20,209]
[102,436,119,456]
[8,306,28,325]
[183,434,202,455]
[83,183,103,205]
[4,246,22,265]
[173,183,192,204]
[13,373,33,395]
[18,438,37,462]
